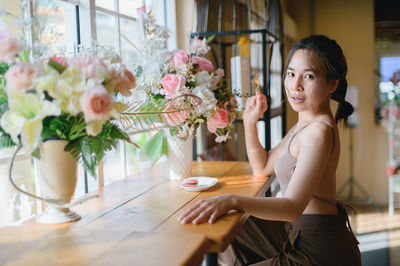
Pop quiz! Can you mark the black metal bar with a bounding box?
[204,0,210,32]
[193,136,197,161]
[84,170,88,194]
[218,0,223,68]
[233,0,237,32]
[247,0,252,30]
[191,29,281,42]
[75,5,81,51]
[262,32,270,151]
[264,0,268,29]
[280,42,286,135]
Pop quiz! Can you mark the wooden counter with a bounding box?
[0,161,271,266]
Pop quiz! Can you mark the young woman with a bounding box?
[178,35,361,265]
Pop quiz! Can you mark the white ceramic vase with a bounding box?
[165,131,193,181]
[36,140,81,224]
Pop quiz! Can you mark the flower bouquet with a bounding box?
[122,12,238,168]
[0,27,142,222]
[380,70,400,123]
[0,33,136,177]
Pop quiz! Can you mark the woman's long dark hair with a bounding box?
[286,35,354,123]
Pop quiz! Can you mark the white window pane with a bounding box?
[0,149,35,227]
[145,0,166,26]
[102,143,125,186]
[96,11,117,49]
[75,164,98,197]
[119,0,142,18]
[271,116,282,149]
[270,73,282,108]
[256,120,265,149]
[35,0,69,55]
[120,17,141,66]
[96,0,115,11]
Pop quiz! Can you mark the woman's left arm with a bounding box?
[179,122,334,224]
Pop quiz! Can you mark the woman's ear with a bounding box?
[329,79,339,93]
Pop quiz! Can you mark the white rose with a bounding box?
[195,71,213,88]
[192,85,217,116]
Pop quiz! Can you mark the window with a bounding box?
[379,56,400,95]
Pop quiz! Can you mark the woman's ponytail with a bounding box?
[332,78,354,123]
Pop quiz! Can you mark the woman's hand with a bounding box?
[178,194,236,224]
[243,92,268,126]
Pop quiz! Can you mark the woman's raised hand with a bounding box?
[178,194,235,224]
[243,92,268,125]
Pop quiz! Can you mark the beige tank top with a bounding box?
[274,120,337,206]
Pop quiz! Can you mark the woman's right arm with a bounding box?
[243,92,288,176]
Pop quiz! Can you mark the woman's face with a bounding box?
[284,49,336,114]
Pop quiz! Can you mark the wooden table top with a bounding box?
[0,161,271,266]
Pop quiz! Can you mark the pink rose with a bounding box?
[161,74,185,99]
[207,108,229,133]
[0,31,24,63]
[192,57,213,72]
[69,54,108,80]
[5,62,38,93]
[112,65,136,96]
[172,50,189,68]
[80,85,114,122]
[163,103,189,126]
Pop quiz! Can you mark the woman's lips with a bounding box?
[290,95,305,104]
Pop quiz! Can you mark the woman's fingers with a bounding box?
[208,210,221,224]
[192,207,215,224]
[178,200,206,223]
[178,196,231,224]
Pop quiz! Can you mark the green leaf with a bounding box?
[0,128,15,149]
[79,136,118,177]
[64,138,81,161]
[0,62,9,75]
[48,58,67,74]
[136,65,143,76]
[18,50,30,62]
[31,147,40,159]
[139,131,167,164]
[169,127,178,136]
[206,35,215,44]
[98,122,130,142]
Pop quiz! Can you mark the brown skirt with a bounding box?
[219,205,361,266]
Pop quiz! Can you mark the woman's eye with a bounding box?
[305,74,314,79]
[287,72,295,77]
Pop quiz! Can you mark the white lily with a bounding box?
[0,90,60,153]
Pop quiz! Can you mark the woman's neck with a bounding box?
[297,107,334,123]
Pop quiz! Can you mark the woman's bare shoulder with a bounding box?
[299,121,334,147]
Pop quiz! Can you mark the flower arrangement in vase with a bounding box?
[122,12,238,170]
[0,26,140,222]
[120,11,238,180]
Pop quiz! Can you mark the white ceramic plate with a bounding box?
[178,177,218,192]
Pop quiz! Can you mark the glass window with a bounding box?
[32,0,78,56]
[95,0,115,11]
[95,11,117,49]
[119,17,141,68]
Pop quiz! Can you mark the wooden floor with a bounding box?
[349,205,400,266]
